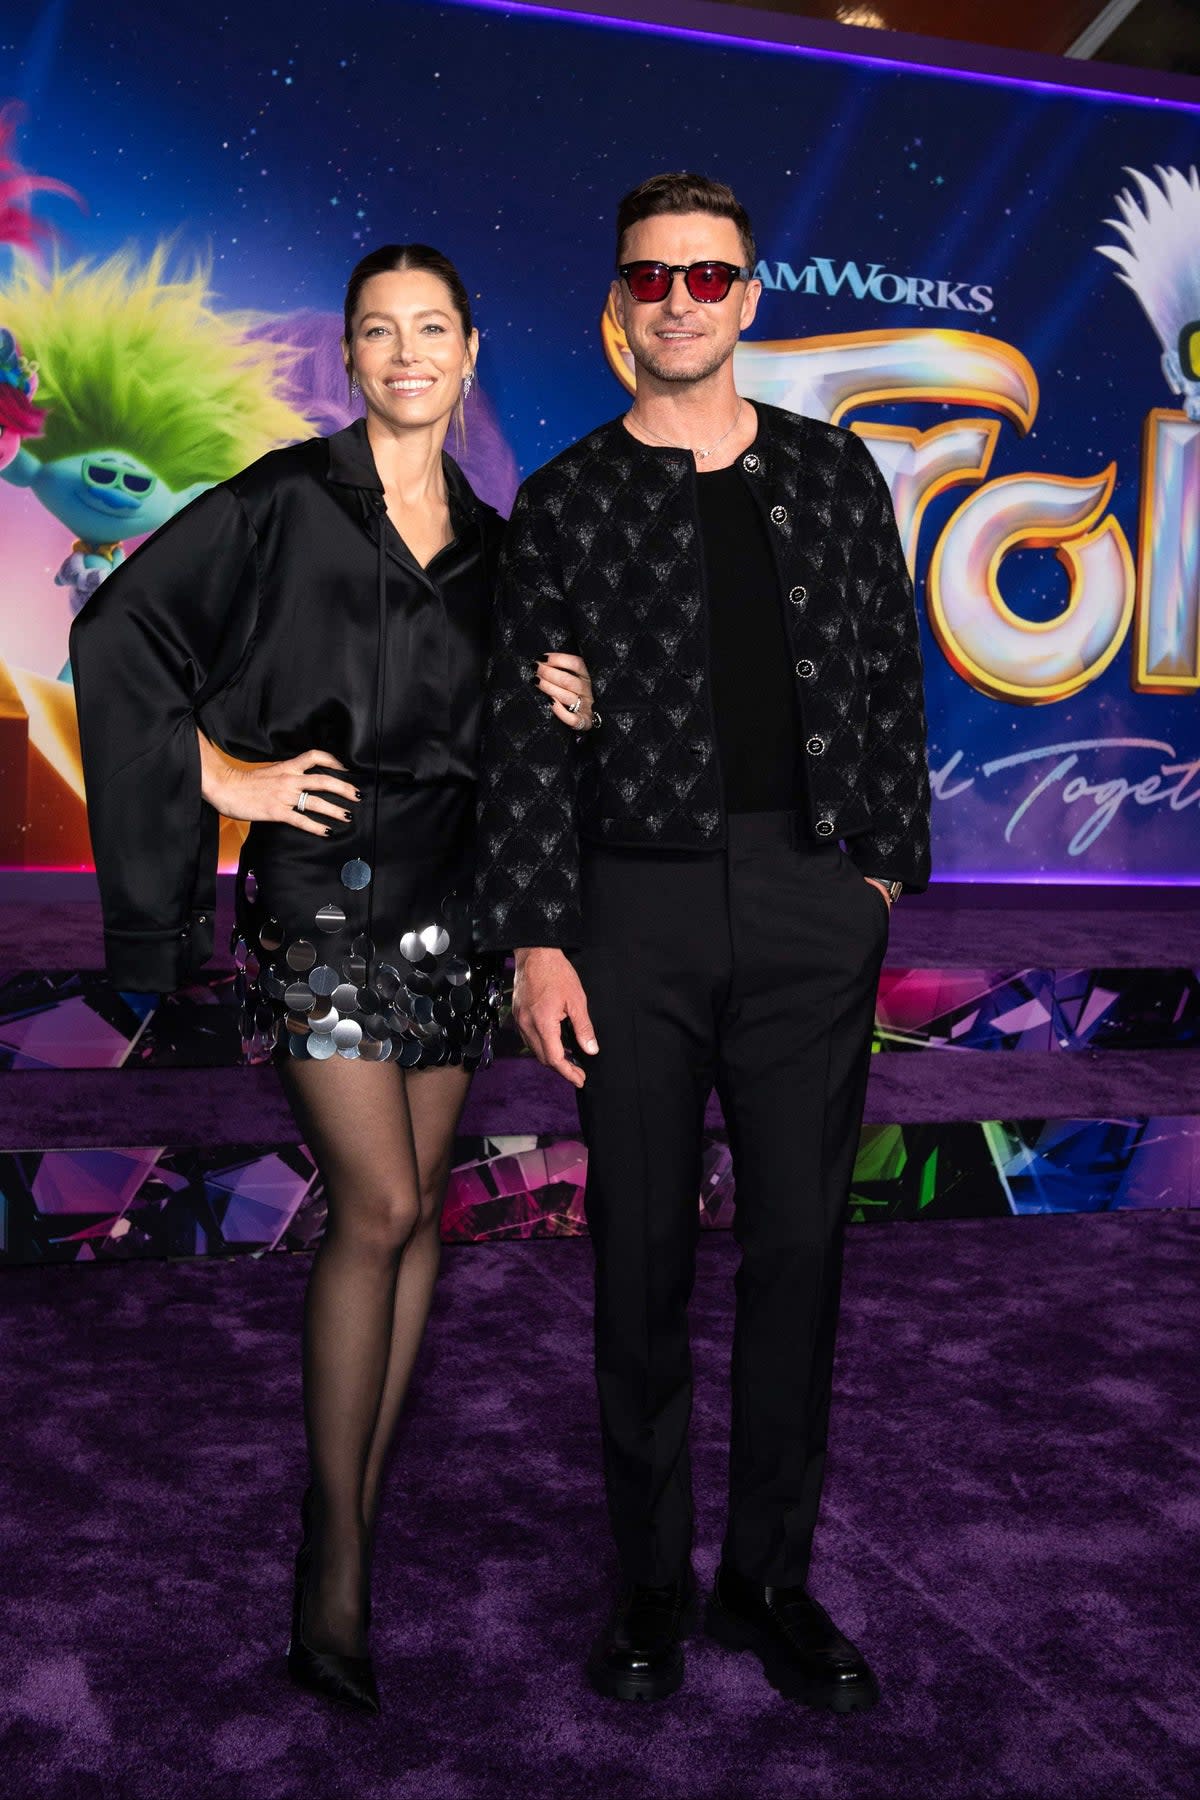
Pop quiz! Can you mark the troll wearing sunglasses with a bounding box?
[0,243,309,654]
[1097,163,1200,422]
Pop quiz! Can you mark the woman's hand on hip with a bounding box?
[534,652,598,732]
[197,732,360,836]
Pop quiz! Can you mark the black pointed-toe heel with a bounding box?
[286,1541,380,1716]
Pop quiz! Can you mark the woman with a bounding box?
[70,244,594,1716]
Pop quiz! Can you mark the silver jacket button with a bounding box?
[770,505,787,525]
[815,817,835,837]
[742,452,760,473]
[795,659,816,679]
[806,734,826,757]
[789,584,807,604]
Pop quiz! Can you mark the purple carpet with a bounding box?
[2,1210,1198,1800]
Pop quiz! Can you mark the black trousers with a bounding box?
[571,811,888,1588]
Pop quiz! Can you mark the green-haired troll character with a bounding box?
[0,243,311,637]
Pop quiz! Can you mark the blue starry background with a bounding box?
[6,0,1199,878]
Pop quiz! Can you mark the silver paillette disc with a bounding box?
[284,982,315,1013]
[340,859,372,891]
[308,1006,339,1037]
[233,939,248,971]
[375,964,402,1001]
[335,1044,361,1060]
[351,934,375,962]
[288,1033,309,1059]
[309,964,339,997]
[398,1038,424,1067]
[286,938,317,973]
[343,954,368,985]
[445,957,471,987]
[244,870,259,904]
[258,919,284,952]
[359,1036,389,1062]
[332,1018,363,1051]
[306,1034,337,1060]
[331,982,360,1012]
[399,931,426,964]
[420,924,451,958]
[315,902,347,933]
[260,965,287,1001]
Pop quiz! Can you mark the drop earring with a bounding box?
[349,373,360,397]
[462,369,475,398]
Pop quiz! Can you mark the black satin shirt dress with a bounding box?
[70,418,507,1070]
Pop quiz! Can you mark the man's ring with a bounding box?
[296,790,310,814]
[567,696,582,715]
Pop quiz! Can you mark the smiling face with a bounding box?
[343,268,478,435]
[611,211,761,391]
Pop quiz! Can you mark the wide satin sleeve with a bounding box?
[69,484,260,992]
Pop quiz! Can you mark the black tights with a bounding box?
[280,1056,472,1657]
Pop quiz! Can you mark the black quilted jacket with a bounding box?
[475,402,931,951]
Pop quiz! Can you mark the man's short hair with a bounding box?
[615,172,756,270]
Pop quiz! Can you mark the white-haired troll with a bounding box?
[1097,164,1200,422]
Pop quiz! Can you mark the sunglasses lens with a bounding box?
[687,263,734,302]
[626,263,671,302]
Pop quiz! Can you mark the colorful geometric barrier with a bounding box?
[2,1118,1195,1266]
[2,966,1199,1070]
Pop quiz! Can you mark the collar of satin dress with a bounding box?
[324,414,482,529]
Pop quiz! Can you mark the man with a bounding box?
[475,172,930,1710]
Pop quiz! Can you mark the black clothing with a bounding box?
[236,777,495,1067]
[570,813,886,1589]
[587,1571,700,1702]
[70,421,505,1066]
[474,403,931,954]
[706,1567,880,1711]
[696,454,800,814]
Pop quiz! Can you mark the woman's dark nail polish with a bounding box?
[341,810,352,821]
[324,826,332,836]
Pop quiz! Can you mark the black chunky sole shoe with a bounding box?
[705,1594,880,1713]
[586,1580,700,1702]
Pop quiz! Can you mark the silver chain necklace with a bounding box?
[626,398,744,463]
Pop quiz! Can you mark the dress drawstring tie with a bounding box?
[363,493,389,985]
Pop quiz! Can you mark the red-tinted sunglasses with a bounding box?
[618,260,752,304]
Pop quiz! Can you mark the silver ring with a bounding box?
[295,790,310,814]
[567,696,582,715]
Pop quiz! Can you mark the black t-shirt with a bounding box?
[696,454,801,814]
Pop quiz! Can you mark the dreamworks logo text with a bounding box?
[754,257,994,314]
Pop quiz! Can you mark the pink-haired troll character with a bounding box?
[0,101,78,258]
[0,102,75,468]
[0,325,43,469]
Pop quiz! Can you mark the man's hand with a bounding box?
[512,946,599,1089]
